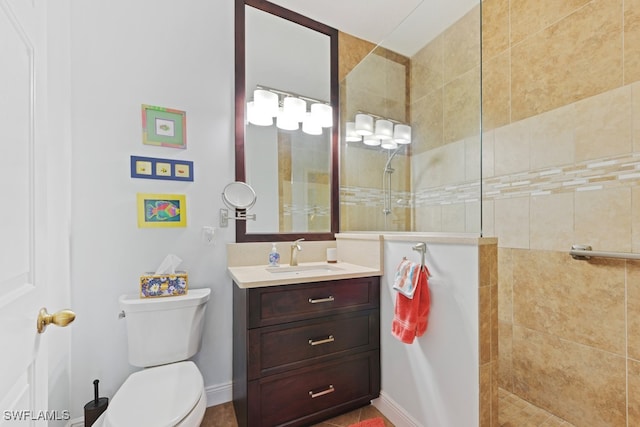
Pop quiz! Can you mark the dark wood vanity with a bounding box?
[232,276,381,427]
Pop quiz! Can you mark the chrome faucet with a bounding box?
[290,238,304,266]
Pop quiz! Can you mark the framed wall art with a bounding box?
[130,156,194,181]
[141,104,186,149]
[137,193,187,228]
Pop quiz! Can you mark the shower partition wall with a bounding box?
[339,1,482,235]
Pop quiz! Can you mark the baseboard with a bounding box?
[372,390,421,427]
[205,381,233,407]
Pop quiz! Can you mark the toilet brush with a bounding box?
[84,379,109,426]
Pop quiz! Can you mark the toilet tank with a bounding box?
[119,288,211,367]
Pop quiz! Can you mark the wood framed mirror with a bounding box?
[234,0,339,242]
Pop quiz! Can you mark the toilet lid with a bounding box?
[105,361,203,427]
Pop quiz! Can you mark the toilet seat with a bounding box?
[104,361,204,427]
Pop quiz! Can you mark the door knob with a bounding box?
[37,308,76,334]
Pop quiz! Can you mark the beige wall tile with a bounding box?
[529,103,575,169]
[481,0,509,60]
[624,0,640,84]
[632,81,640,153]
[510,0,623,122]
[479,362,491,426]
[411,34,443,103]
[411,88,444,154]
[574,187,632,253]
[629,359,640,426]
[512,250,626,355]
[498,320,513,391]
[494,197,529,249]
[634,187,640,253]
[482,130,495,179]
[510,0,591,46]
[482,51,511,131]
[529,193,574,252]
[512,326,626,426]
[574,85,632,162]
[443,6,480,82]
[338,31,376,82]
[628,261,640,360]
[493,119,531,176]
[480,285,491,365]
[482,198,495,237]
[441,203,466,233]
[414,205,442,232]
[443,69,481,144]
[466,200,481,234]
[498,248,513,322]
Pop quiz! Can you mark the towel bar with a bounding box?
[570,244,640,261]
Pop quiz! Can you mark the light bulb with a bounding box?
[283,97,307,122]
[253,89,279,118]
[247,101,273,126]
[311,103,333,127]
[355,113,374,136]
[345,122,361,142]
[302,112,322,135]
[276,107,299,131]
[393,124,412,144]
[374,119,393,140]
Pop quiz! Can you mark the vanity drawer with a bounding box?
[248,276,380,328]
[248,310,379,379]
[248,351,380,427]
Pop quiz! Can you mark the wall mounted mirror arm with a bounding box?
[220,181,257,227]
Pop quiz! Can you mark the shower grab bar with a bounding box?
[570,244,640,261]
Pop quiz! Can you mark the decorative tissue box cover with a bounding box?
[139,271,188,298]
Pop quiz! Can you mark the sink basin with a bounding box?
[266,264,344,275]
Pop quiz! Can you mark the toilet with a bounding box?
[93,288,211,427]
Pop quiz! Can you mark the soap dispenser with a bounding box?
[268,243,280,267]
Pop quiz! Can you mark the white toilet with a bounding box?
[94,288,211,427]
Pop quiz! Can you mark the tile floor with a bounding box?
[200,403,392,427]
[498,389,575,427]
[200,389,575,427]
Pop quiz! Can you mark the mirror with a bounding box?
[234,0,339,242]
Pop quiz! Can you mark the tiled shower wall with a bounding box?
[483,0,640,425]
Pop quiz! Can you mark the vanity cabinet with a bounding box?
[233,276,381,427]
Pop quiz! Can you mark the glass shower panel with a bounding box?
[339,0,482,235]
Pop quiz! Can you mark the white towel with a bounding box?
[393,257,420,299]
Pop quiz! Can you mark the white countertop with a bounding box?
[228,261,382,289]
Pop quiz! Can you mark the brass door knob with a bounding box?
[37,308,76,334]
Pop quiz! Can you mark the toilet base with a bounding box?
[92,386,206,427]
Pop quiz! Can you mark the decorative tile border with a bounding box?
[342,152,640,209]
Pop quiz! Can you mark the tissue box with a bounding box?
[139,271,188,298]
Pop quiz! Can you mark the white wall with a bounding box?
[68,0,235,418]
[378,238,479,427]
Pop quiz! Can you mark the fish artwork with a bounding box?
[146,200,180,221]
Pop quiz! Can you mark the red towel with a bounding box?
[392,265,430,344]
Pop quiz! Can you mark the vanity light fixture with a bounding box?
[350,112,412,149]
[247,85,333,135]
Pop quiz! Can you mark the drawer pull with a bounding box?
[308,296,335,304]
[309,385,335,399]
[308,335,335,346]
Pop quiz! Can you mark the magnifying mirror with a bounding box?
[220,182,257,227]
[222,181,257,210]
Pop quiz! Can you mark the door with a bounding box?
[0,0,72,425]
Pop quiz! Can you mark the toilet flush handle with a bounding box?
[118,310,126,319]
